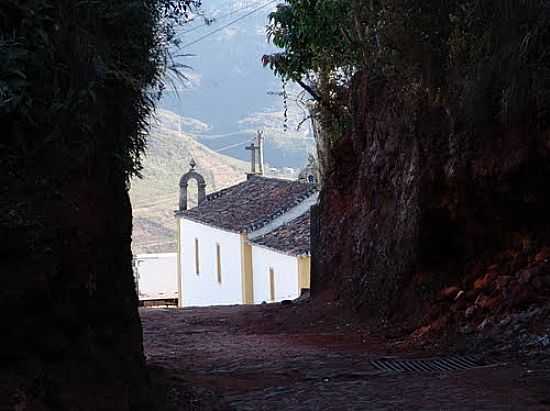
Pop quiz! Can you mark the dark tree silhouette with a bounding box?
[0,1,198,409]
[265,0,550,319]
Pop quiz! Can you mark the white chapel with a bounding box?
[175,150,317,308]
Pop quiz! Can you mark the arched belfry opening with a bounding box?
[179,158,207,211]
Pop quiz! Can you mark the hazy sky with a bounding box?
[160,0,314,169]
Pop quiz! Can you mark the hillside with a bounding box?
[130,109,249,254]
[160,0,315,169]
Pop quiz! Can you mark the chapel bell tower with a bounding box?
[179,158,207,211]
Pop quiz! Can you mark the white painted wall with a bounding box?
[134,253,178,301]
[252,245,299,304]
[179,218,243,307]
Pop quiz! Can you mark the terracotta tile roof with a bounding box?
[251,211,310,256]
[176,176,317,233]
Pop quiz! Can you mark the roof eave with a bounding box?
[249,241,310,257]
[176,214,242,234]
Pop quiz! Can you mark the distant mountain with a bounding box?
[132,0,316,254]
[130,109,249,254]
[160,0,315,169]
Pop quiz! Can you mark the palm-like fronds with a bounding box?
[0,0,200,182]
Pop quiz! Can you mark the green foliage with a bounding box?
[0,0,200,183]
[451,1,550,129]
[265,0,550,138]
[264,1,361,81]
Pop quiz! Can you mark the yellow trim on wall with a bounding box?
[240,234,254,304]
[269,267,275,302]
[297,256,311,291]
[195,238,200,275]
[216,243,222,284]
[176,218,183,308]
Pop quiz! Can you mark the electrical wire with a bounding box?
[181,0,269,35]
[180,0,278,50]
[214,140,251,153]
[136,240,177,248]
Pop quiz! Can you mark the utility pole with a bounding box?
[245,130,265,177]
[256,130,264,176]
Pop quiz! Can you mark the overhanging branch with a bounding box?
[296,79,321,102]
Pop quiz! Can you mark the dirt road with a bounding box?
[141,302,550,410]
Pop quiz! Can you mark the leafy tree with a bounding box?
[1,0,200,182]
[0,1,200,408]
[264,0,550,316]
[266,0,550,125]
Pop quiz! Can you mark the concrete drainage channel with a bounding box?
[370,356,492,373]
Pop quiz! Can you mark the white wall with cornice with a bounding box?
[180,219,243,307]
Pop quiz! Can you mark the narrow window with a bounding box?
[195,238,200,275]
[216,243,222,284]
[269,267,275,302]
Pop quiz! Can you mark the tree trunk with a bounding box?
[0,170,150,410]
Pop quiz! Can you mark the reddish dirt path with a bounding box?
[141,302,550,410]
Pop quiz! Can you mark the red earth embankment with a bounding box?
[313,70,550,346]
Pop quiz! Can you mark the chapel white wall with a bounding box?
[179,218,243,307]
[134,253,178,301]
[252,246,299,304]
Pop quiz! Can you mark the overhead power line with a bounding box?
[132,193,178,207]
[137,240,177,248]
[214,140,251,153]
[181,0,269,35]
[180,0,277,50]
